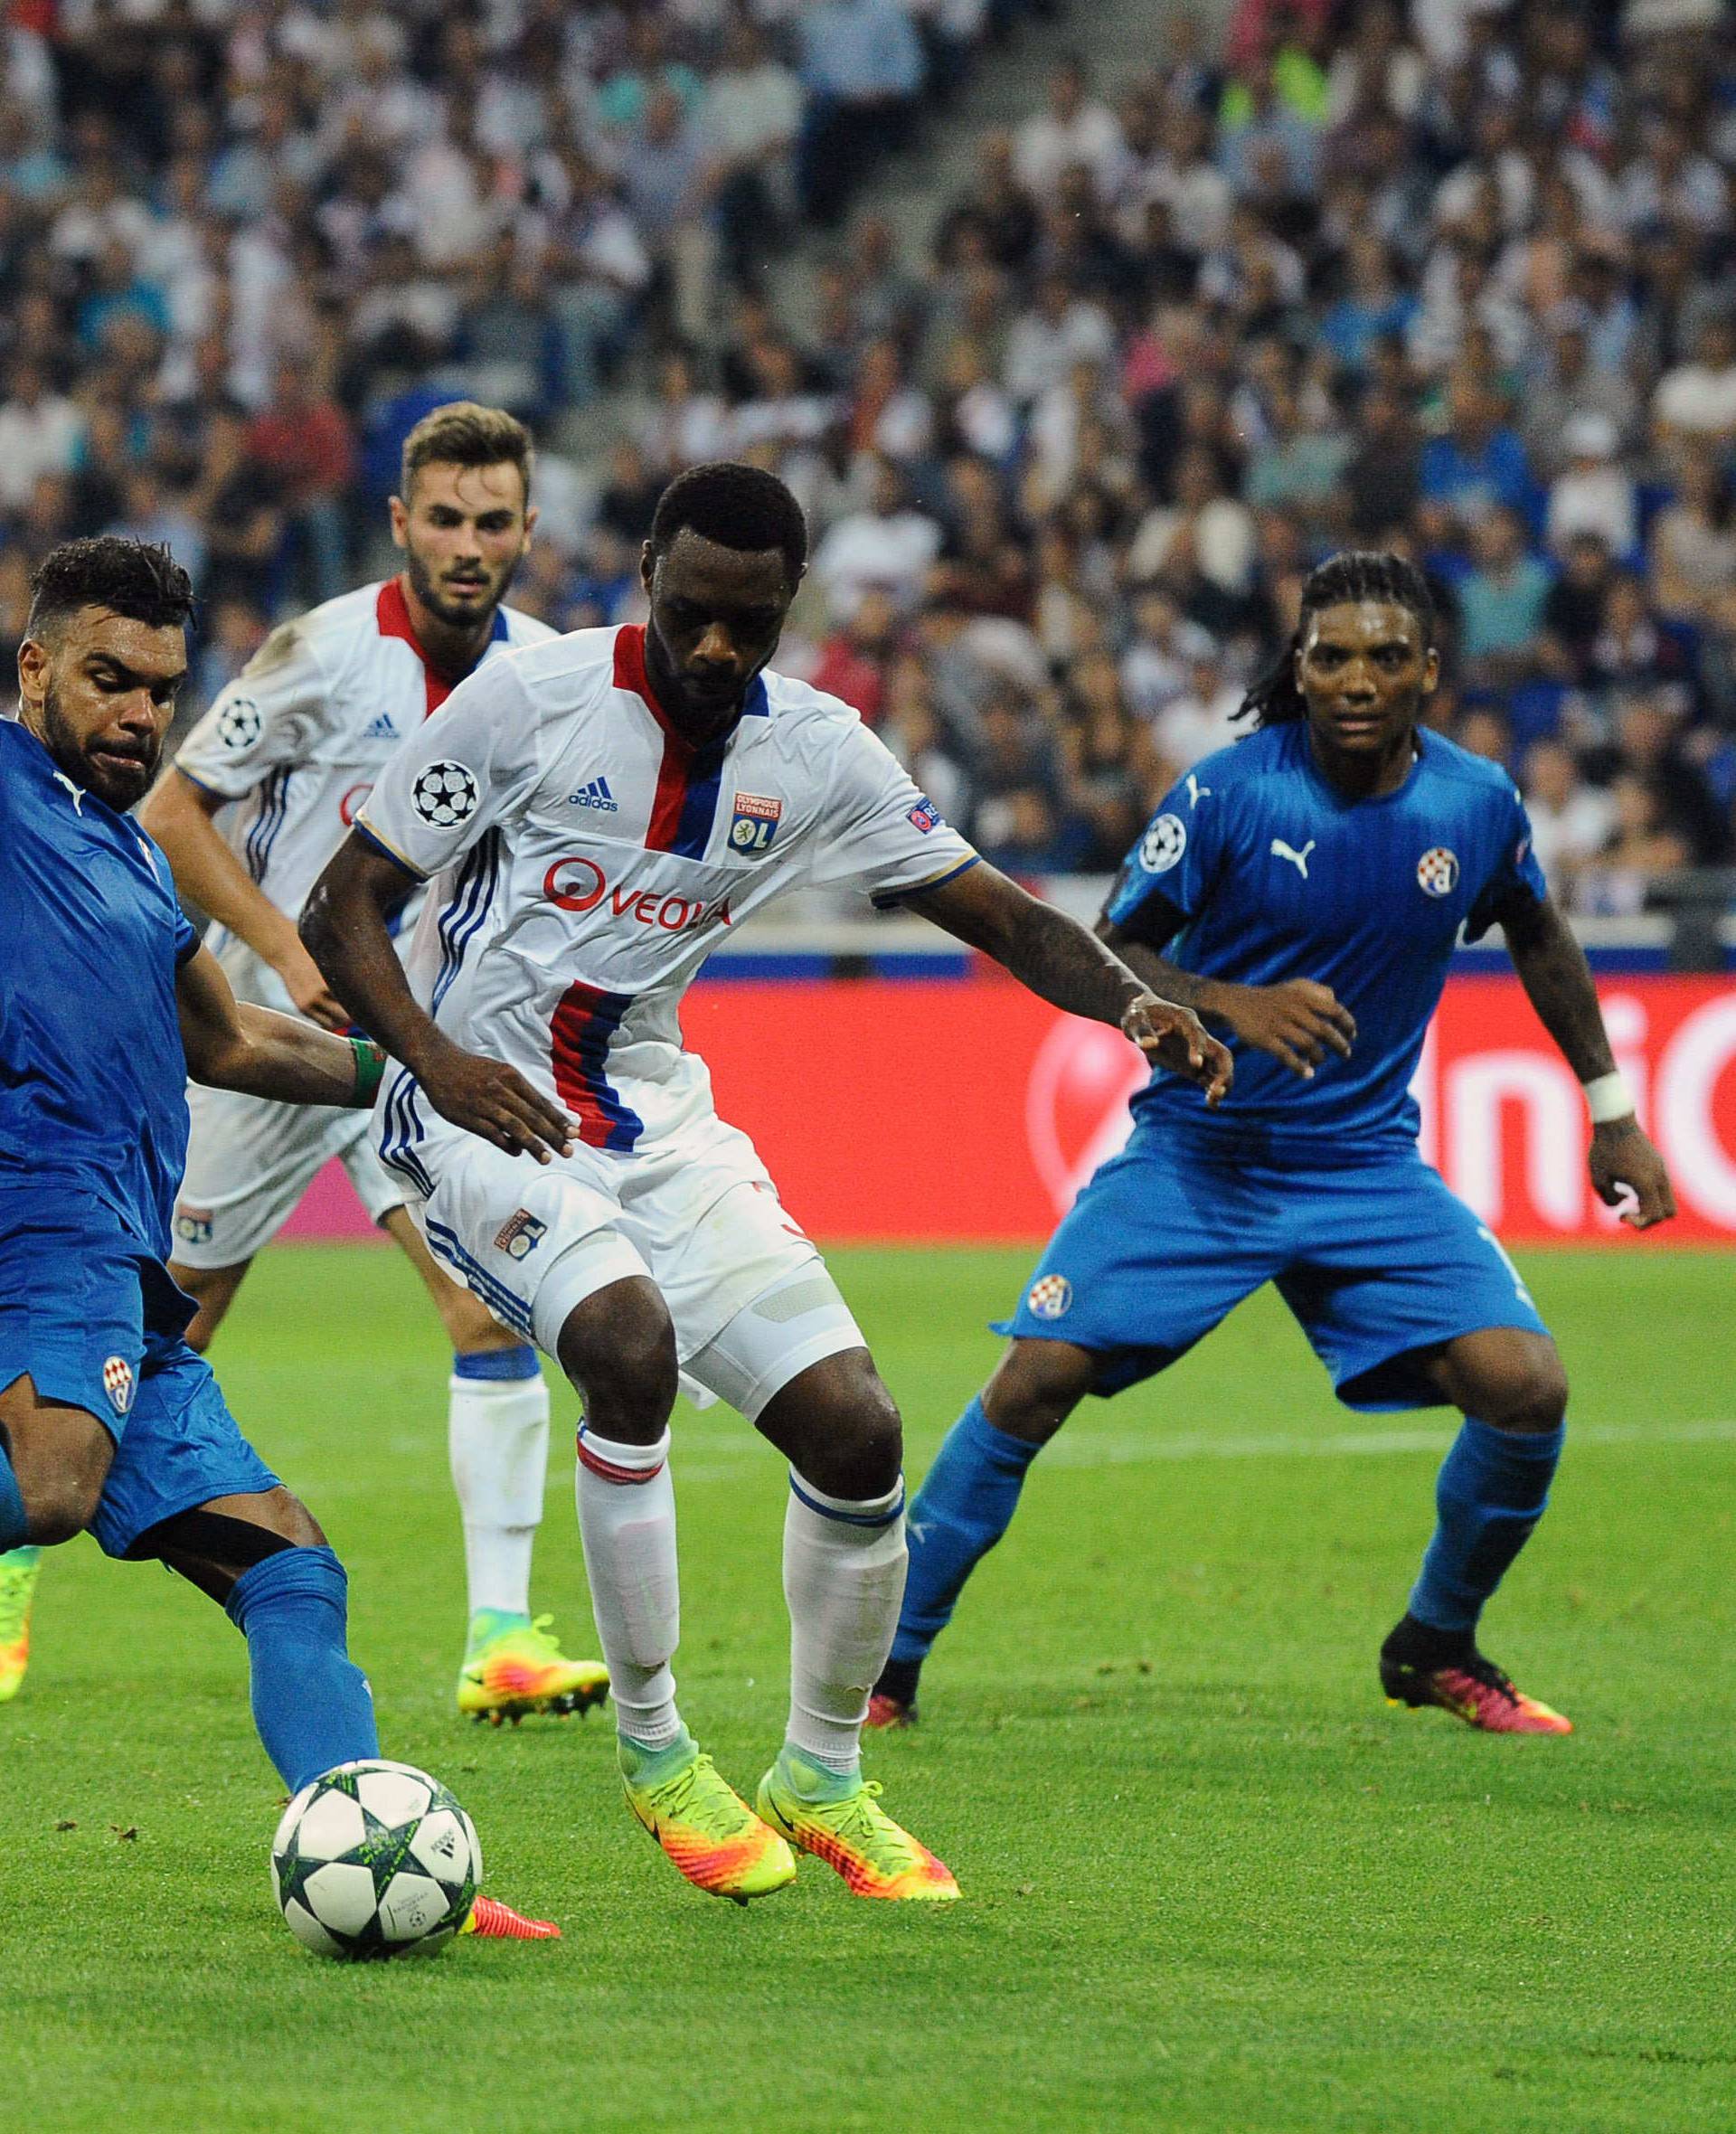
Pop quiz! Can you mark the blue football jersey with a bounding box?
[0,718,198,1258]
[1105,721,1547,1147]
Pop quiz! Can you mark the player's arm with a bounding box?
[300,833,576,1164]
[1098,891,1356,1081]
[175,940,380,1107]
[903,863,1233,1103]
[140,768,348,1028]
[1493,887,1675,1229]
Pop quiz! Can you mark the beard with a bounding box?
[401,537,522,630]
[42,680,158,810]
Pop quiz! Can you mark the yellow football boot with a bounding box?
[621,1733,797,1904]
[458,1611,609,1723]
[756,1749,959,1901]
[0,1547,42,1704]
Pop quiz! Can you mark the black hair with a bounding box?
[27,536,195,640]
[648,461,807,582]
[1237,550,1436,727]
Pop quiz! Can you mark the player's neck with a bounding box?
[1306,722,1418,801]
[398,573,496,683]
[642,628,747,748]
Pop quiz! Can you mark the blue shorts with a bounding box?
[998,1122,1550,1412]
[0,1193,278,1558]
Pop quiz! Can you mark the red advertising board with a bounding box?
[284,973,1736,1245]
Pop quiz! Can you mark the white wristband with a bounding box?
[1582,1072,1635,1126]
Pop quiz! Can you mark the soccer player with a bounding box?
[0,537,550,1939]
[873,551,1676,1737]
[131,403,604,1725]
[301,461,1231,1904]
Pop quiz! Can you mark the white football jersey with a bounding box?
[357,623,977,1153]
[173,579,554,1009]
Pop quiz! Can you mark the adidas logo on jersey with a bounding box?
[568,776,619,813]
[363,713,400,741]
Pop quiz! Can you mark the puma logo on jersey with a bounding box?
[568,775,619,813]
[1270,837,1316,879]
[51,770,87,814]
[1185,773,1212,807]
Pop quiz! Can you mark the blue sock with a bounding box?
[225,1545,379,1793]
[891,1397,1042,1667]
[1408,1417,1565,1636]
[451,1344,540,1382]
[0,1437,27,1550]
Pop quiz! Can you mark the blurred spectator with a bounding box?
[1149,637,1245,775]
[1458,507,1552,687]
[1653,310,1736,462]
[1014,55,1124,201]
[1546,412,1637,560]
[808,589,900,723]
[1521,737,1617,890]
[812,457,941,621]
[0,364,82,513]
[797,0,926,230]
[247,359,355,607]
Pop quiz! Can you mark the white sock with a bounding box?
[783,1471,907,1773]
[448,1365,550,1619]
[575,1425,683,1751]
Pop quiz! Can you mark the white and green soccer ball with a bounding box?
[271,1760,480,1960]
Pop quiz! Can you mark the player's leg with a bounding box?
[873,1334,1099,1724]
[731,1334,958,1900]
[166,1259,253,1352]
[382,1204,605,1722]
[1279,1156,1571,1733]
[876,1126,1274,1725]
[112,1350,555,1939]
[552,1269,796,1903]
[1380,1326,1572,1733]
[0,1378,111,1702]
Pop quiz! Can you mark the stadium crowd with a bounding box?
[2,0,1734,919]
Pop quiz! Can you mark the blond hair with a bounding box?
[400,401,533,501]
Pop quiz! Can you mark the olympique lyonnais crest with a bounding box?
[102,1355,135,1415]
[729,792,783,853]
[493,1209,548,1261]
[1025,1274,1073,1320]
[1417,846,1459,897]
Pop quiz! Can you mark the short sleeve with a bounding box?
[804,720,978,906]
[1103,772,1224,942]
[173,618,331,800]
[173,902,199,966]
[354,656,539,880]
[1465,782,1549,941]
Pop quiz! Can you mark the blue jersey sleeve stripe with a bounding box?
[869,853,980,910]
[353,819,429,881]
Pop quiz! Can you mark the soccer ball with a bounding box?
[270,1759,481,1960]
[410,759,479,828]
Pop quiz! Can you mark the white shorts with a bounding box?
[173,1081,404,1270]
[387,1102,863,1421]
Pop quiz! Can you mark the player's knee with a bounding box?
[1477,1346,1569,1433]
[557,1277,678,1441]
[797,1370,903,1501]
[984,1339,1095,1447]
[19,1449,108,1545]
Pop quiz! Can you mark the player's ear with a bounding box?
[1420,645,1440,694]
[387,494,409,552]
[639,540,656,595]
[521,503,539,547]
[16,634,49,708]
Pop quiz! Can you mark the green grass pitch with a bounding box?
[4,1244,1732,2133]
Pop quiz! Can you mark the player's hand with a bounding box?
[420,1042,579,1163]
[1589,1118,1676,1230]
[1219,979,1356,1080]
[272,935,353,1032]
[1121,992,1234,1108]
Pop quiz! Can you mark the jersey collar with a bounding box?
[376,577,509,716]
[612,624,769,746]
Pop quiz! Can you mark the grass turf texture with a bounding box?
[3,1245,1732,2134]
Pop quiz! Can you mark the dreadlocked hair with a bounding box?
[1236,551,1436,727]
